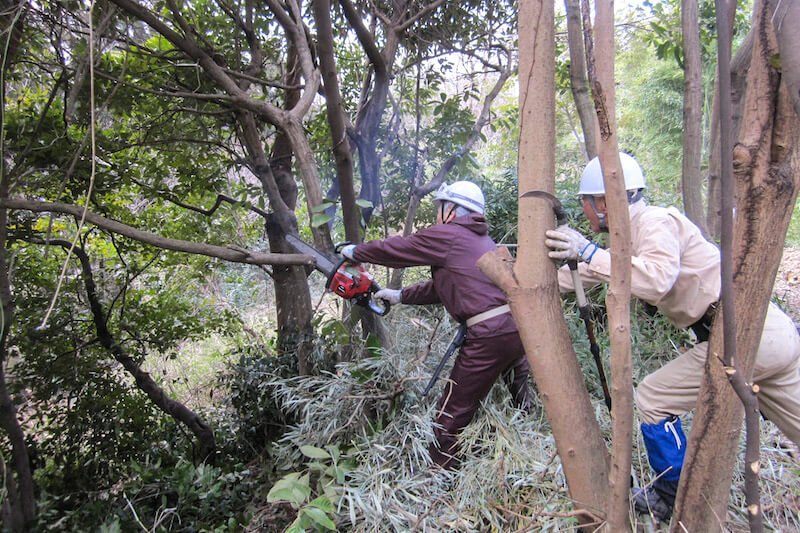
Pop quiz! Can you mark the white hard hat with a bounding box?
[434,181,485,214]
[579,152,646,196]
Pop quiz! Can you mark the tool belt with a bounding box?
[689,301,718,343]
[466,304,511,327]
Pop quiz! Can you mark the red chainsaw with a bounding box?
[285,234,391,316]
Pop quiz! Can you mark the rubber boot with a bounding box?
[632,416,686,521]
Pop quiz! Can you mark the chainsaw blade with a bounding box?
[285,234,338,276]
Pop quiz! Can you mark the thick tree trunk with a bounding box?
[492,0,609,525]
[672,1,800,528]
[263,51,317,374]
[564,0,598,160]
[681,0,708,236]
[591,2,633,530]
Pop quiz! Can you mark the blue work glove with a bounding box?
[545,225,600,263]
[340,244,357,261]
[374,288,402,305]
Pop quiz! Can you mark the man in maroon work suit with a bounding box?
[341,181,533,469]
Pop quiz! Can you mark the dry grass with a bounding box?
[257,301,800,533]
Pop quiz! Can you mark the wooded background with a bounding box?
[0,0,798,531]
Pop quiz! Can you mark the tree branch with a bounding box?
[28,237,217,462]
[0,198,313,266]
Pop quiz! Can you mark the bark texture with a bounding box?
[499,0,609,525]
[706,5,745,239]
[564,0,598,160]
[681,0,708,236]
[672,0,800,528]
[590,2,633,530]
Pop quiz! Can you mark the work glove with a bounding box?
[545,225,600,263]
[374,288,402,305]
[340,244,357,261]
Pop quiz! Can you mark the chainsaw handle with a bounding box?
[352,283,391,316]
[367,282,391,315]
[366,296,391,316]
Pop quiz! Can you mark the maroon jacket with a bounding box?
[353,213,517,340]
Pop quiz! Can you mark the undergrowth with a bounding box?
[24,290,799,532]
[245,300,800,532]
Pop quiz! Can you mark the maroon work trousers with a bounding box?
[429,329,532,469]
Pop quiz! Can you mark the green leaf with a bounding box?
[285,521,305,533]
[301,445,331,460]
[267,476,311,504]
[365,333,382,357]
[309,496,335,513]
[311,199,337,213]
[311,213,333,227]
[302,507,336,530]
[355,199,373,209]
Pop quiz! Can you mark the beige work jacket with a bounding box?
[558,200,721,329]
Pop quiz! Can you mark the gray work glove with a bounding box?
[340,244,357,261]
[374,288,402,305]
[545,225,599,263]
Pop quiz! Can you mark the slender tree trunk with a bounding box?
[590,2,633,530]
[313,0,360,243]
[61,242,217,461]
[681,0,708,236]
[775,0,800,118]
[238,108,315,374]
[481,0,610,525]
[672,1,800,528]
[0,4,36,529]
[312,0,391,352]
[564,0,598,161]
[706,4,744,239]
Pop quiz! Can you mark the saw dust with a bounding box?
[774,246,800,325]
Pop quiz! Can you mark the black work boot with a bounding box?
[632,478,678,522]
[632,486,673,522]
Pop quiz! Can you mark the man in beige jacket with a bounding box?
[545,152,800,522]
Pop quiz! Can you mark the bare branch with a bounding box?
[396,0,447,33]
[1,198,314,266]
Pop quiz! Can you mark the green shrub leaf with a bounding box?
[302,507,336,530]
[300,445,331,459]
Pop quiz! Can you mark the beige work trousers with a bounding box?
[636,302,800,446]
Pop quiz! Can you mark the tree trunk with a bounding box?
[312,0,360,243]
[681,0,708,236]
[706,5,745,239]
[564,0,598,160]
[263,48,317,374]
[338,0,400,226]
[775,0,800,118]
[62,242,217,462]
[672,1,800,528]
[312,0,391,353]
[487,0,609,525]
[590,2,633,529]
[0,4,37,529]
